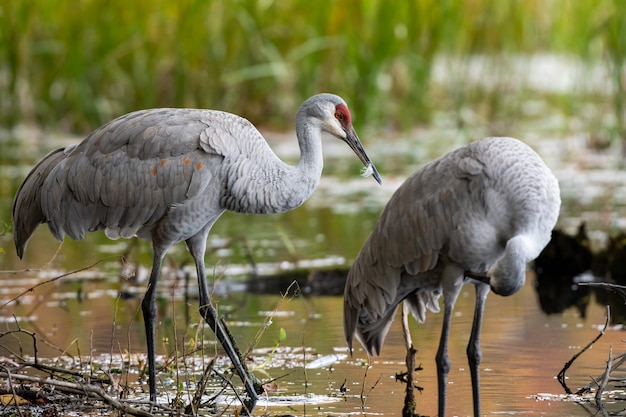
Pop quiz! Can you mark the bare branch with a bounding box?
[577,351,626,395]
[0,242,64,275]
[558,305,610,394]
[1,256,120,309]
[0,372,159,417]
[1,365,25,417]
[595,345,613,407]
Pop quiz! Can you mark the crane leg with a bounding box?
[141,248,166,402]
[436,273,463,417]
[467,283,489,417]
[435,300,453,417]
[187,235,260,415]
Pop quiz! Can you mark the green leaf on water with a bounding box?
[279,327,286,342]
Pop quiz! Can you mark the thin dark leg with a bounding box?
[467,283,490,417]
[141,249,166,402]
[436,274,465,417]
[187,235,260,414]
[401,303,418,417]
[435,301,453,417]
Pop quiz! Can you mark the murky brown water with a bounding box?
[2,265,624,416]
[3,128,626,416]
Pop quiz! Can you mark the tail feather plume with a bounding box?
[12,148,68,258]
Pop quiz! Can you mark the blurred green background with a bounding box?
[2,0,625,138]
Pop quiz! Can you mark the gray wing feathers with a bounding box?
[345,137,558,356]
[345,149,472,354]
[13,109,229,252]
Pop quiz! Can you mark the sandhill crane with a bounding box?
[13,93,381,414]
[344,137,560,417]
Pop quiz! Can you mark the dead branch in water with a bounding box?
[576,350,626,396]
[0,327,172,417]
[0,256,119,310]
[557,305,610,394]
[0,371,162,417]
[0,327,240,416]
[399,303,425,417]
[596,346,612,407]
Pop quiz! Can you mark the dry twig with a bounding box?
[400,302,423,417]
[596,346,613,407]
[577,351,626,395]
[557,305,610,394]
[0,372,161,417]
[1,256,119,310]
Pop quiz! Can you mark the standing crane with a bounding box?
[13,93,381,414]
[344,137,560,416]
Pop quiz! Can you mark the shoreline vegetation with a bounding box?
[1,0,625,139]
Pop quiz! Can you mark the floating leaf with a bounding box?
[0,393,29,405]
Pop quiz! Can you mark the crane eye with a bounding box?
[334,103,352,125]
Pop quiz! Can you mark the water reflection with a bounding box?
[2,266,625,416]
[3,131,626,415]
[535,223,626,327]
[534,225,594,318]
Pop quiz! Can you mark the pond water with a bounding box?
[2,267,625,417]
[2,123,626,416]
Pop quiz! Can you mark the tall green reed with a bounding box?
[0,0,624,136]
[595,0,626,145]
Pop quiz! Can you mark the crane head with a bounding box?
[466,235,533,297]
[300,94,382,184]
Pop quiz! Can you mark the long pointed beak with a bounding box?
[465,271,490,286]
[345,126,382,185]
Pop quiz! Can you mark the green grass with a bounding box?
[0,0,625,135]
